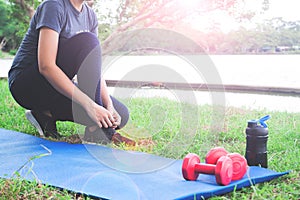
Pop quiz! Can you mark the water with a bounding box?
[210,55,300,88]
[103,55,300,113]
[1,55,299,112]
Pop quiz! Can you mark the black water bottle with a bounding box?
[245,115,270,168]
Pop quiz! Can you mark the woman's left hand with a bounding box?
[107,105,121,129]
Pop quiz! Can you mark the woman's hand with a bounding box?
[107,104,121,129]
[100,79,121,129]
[85,100,116,129]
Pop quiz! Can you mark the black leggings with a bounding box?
[9,32,129,134]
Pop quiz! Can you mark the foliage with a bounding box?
[96,0,259,29]
[0,0,27,50]
[184,17,300,54]
[0,1,10,35]
[94,0,265,54]
[93,0,300,54]
[98,23,112,43]
[0,0,40,51]
[219,18,300,54]
[0,0,15,49]
[7,0,40,49]
[1,0,300,54]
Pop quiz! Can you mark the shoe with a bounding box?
[112,133,136,146]
[83,127,136,146]
[83,127,112,144]
[25,110,61,139]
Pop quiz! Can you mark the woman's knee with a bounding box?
[56,32,101,78]
[72,32,100,51]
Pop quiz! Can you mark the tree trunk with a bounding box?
[0,37,7,50]
[14,0,35,18]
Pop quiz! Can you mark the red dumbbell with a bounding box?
[182,153,233,186]
[205,147,248,180]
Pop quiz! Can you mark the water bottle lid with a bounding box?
[259,115,270,128]
[247,120,257,128]
[248,115,270,128]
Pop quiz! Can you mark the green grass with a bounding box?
[0,50,14,59]
[0,176,81,199]
[0,79,299,199]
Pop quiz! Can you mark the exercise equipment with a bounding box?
[0,129,289,199]
[245,115,270,168]
[206,147,248,180]
[205,147,228,164]
[182,153,233,185]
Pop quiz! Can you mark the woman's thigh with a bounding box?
[10,68,60,110]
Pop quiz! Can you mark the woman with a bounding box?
[8,0,135,145]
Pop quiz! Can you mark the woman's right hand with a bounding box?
[85,100,116,129]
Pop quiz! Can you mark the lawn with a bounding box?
[0,50,14,59]
[0,79,299,199]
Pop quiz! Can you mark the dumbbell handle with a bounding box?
[194,163,216,174]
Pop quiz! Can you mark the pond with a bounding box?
[1,55,299,112]
[103,55,300,113]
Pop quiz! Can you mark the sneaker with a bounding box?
[112,133,136,146]
[25,110,61,139]
[83,127,112,144]
[83,127,136,146]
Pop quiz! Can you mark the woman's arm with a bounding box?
[38,27,115,128]
[101,78,112,108]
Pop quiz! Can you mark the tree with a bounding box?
[8,0,40,48]
[9,0,40,19]
[2,0,270,53]
[0,0,25,50]
[0,0,10,49]
[93,0,268,55]
[0,0,40,51]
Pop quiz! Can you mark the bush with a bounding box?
[9,49,17,55]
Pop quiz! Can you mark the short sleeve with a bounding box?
[35,1,64,33]
[91,15,98,36]
[85,4,98,36]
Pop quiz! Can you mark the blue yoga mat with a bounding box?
[0,129,289,199]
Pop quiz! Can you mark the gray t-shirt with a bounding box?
[8,0,98,87]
